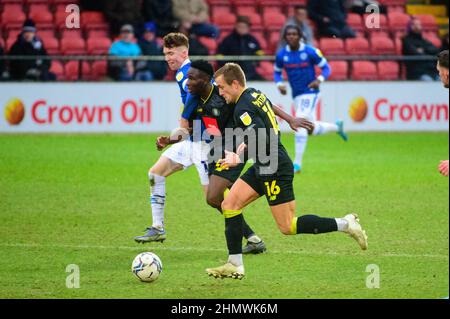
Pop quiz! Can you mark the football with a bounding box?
[131,252,163,283]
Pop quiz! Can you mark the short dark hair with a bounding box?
[190,60,214,80]
[163,33,189,49]
[236,16,251,26]
[438,50,449,69]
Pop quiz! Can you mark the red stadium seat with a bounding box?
[28,4,54,29]
[64,60,91,81]
[38,29,56,38]
[253,32,268,52]
[81,11,108,33]
[198,36,217,55]
[60,29,83,39]
[236,5,258,16]
[347,13,364,32]
[352,61,378,80]
[371,37,396,55]
[245,13,263,30]
[319,38,345,55]
[388,12,410,32]
[6,37,16,50]
[328,61,348,81]
[91,60,108,80]
[206,0,230,4]
[49,60,64,80]
[415,14,438,32]
[212,14,237,30]
[423,33,442,49]
[41,37,59,55]
[87,29,109,39]
[60,38,86,55]
[378,61,400,80]
[7,28,21,41]
[1,5,26,28]
[86,37,111,55]
[263,12,286,32]
[395,37,402,55]
[260,3,283,15]
[210,4,231,16]
[363,13,388,33]
[346,38,371,55]
[256,61,274,81]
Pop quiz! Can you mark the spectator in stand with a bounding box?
[8,19,55,81]
[179,23,209,56]
[348,0,386,14]
[108,24,144,81]
[104,0,144,37]
[143,0,180,37]
[172,0,219,38]
[217,16,265,81]
[137,22,167,81]
[279,5,315,49]
[402,17,440,81]
[307,0,356,39]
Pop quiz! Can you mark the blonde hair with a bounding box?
[214,63,246,87]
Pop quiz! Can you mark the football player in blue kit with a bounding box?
[275,25,348,174]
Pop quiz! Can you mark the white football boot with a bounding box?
[206,263,245,280]
[343,213,368,250]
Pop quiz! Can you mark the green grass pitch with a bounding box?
[0,132,448,299]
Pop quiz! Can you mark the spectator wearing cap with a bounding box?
[402,17,440,81]
[172,0,220,38]
[279,5,315,49]
[8,19,55,81]
[136,22,167,81]
[217,16,265,81]
[307,0,356,39]
[108,24,143,81]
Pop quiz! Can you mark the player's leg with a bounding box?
[207,173,266,254]
[293,94,312,173]
[135,142,190,243]
[206,172,263,279]
[269,201,368,250]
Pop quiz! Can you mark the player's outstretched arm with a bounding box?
[272,105,315,134]
[439,160,449,177]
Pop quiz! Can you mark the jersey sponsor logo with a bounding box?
[240,112,252,126]
[176,72,184,82]
[300,53,308,60]
[212,108,220,117]
[283,56,289,62]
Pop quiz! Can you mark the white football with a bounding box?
[131,252,163,283]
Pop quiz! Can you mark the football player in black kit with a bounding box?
[206,63,368,279]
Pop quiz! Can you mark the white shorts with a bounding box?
[162,140,210,186]
[294,93,320,122]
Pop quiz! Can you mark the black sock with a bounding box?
[225,214,244,255]
[242,216,255,239]
[297,215,338,234]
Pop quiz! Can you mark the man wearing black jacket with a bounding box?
[307,0,355,38]
[217,16,264,81]
[8,20,55,81]
[402,17,440,81]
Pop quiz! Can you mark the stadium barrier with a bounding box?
[0,81,447,133]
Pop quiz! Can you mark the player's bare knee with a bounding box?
[279,224,294,236]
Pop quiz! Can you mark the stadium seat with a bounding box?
[60,38,86,55]
[346,37,371,55]
[263,12,286,32]
[319,38,345,56]
[245,13,263,30]
[87,29,109,39]
[328,61,348,81]
[423,33,442,49]
[198,36,217,55]
[38,29,56,38]
[371,37,396,55]
[260,2,283,15]
[378,61,400,80]
[6,37,16,50]
[395,37,403,55]
[256,61,274,81]
[28,4,54,29]
[64,60,91,81]
[60,29,83,39]
[81,11,109,33]
[235,5,258,16]
[49,60,64,80]
[206,0,230,4]
[41,36,60,55]
[210,4,231,16]
[54,11,69,29]
[347,13,364,32]
[253,32,268,52]
[388,12,410,33]
[90,60,108,80]
[212,14,237,31]
[7,29,21,41]
[363,13,388,33]
[1,5,26,28]
[351,61,378,80]
[86,37,111,55]
[415,14,438,32]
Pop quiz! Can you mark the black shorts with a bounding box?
[209,162,246,184]
[240,165,295,206]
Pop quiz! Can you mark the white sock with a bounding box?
[247,235,262,244]
[294,128,308,166]
[335,218,349,232]
[313,122,338,135]
[149,173,166,229]
[228,254,243,267]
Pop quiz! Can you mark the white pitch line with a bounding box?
[0,243,448,260]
